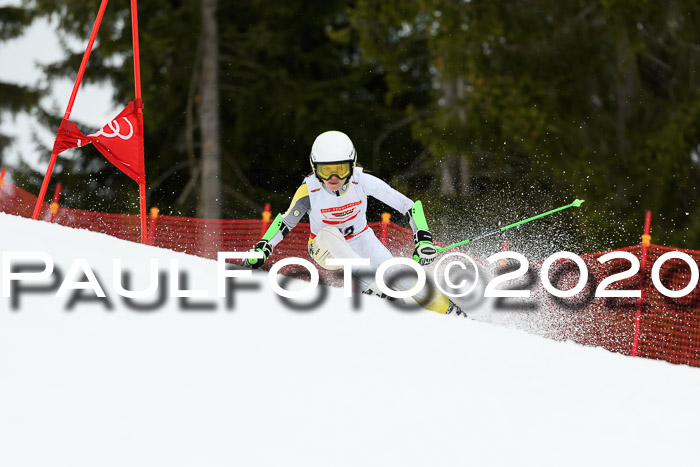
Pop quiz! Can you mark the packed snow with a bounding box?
[1,212,699,467]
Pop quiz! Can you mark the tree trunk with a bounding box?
[439,76,470,196]
[614,34,639,158]
[458,155,469,197]
[198,0,221,220]
[440,159,456,194]
[455,76,470,197]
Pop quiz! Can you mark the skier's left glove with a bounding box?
[244,240,273,269]
[413,230,437,266]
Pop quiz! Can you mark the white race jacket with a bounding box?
[269,167,415,246]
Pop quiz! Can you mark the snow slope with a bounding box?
[1,212,700,467]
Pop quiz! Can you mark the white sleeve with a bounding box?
[358,171,414,216]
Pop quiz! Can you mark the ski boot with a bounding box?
[445,300,467,318]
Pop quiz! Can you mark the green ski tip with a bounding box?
[572,199,585,207]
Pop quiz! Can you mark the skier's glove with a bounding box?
[244,240,273,269]
[412,230,437,266]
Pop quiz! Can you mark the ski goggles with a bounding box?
[314,162,352,180]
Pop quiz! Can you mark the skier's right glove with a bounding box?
[413,229,438,266]
[244,240,273,269]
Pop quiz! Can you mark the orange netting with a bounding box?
[523,245,700,365]
[638,245,700,365]
[1,179,698,366]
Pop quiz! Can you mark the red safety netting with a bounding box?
[638,245,700,365]
[0,180,51,219]
[1,179,698,366]
[523,245,700,366]
[528,247,642,356]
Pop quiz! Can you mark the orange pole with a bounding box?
[632,211,652,357]
[260,203,271,237]
[148,206,159,245]
[500,239,509,266]
[49,183,62,223]
[33,0,110,220]
[380,212,391,245]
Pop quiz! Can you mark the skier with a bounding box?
[244,130,465,317]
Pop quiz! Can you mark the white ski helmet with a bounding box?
[309,131,357,181]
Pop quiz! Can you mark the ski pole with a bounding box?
[436,199,585,253]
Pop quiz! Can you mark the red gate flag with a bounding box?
[52,99,145,183]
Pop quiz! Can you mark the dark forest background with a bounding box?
[1,0,699,253]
